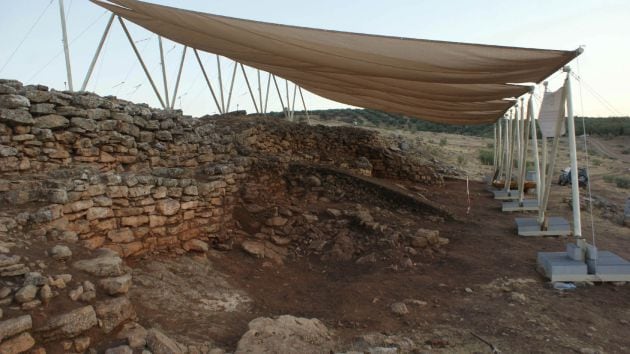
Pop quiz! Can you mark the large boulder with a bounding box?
[37,306,97,341]
[73,251,125,277]
[33,114,69,129]
[0,315,32,342]
[0,109,34,126]
[95,297,136,333]
[0,95,30,109]
[235,315,333,354]
[146,328,184,354]
[0,332,35,353]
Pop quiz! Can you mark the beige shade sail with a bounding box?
[91,0,581,125]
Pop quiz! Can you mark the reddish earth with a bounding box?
[130,178,630,353]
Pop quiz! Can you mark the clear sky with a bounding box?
[0,0,628,119]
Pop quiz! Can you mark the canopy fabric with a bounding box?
[538,88,567,138]
[92,0,581,125]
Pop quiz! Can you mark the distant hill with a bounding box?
[270,108,630,137]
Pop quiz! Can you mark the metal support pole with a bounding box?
[170,46,187,109]
[291,84,297,121]
[501,116,512,187]
[216,55,225,114]
[518,96,532,203]
[505,107,518,192]
[495,116,503,181]
[158,36,170,109]
[298,87,310,124]
[493,123,498,176]
[257,69,263,114]
[272,75,287,119]
[285,79,291,121]
[530,95,542,205]
[58,0,74,91]
[118,17,166,109]
[193,49,222,114]
[264,73,271,114]
[81,13,114,91]
[225,61,238,112]
[240,64,259,114]
[563,66,583,243]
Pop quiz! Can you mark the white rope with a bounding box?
[28,10,108,83]
[0,0,54,75]
[571,72,623,116]
[115,35,153,96]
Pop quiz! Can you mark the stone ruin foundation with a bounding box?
[0,79,451,353]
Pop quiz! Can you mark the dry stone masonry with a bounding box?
[0,78,448,353]
[0,79,443,258]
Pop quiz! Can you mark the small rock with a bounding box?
[100,274,132,296]
[266,216,288,227]
[50,245,72,261]
[74,336,91,352]
[23,272,47,286]
[95,297,136,333]
[390,302,409,316]
[183,239,209,253]
[0,315,32,342]
[39,284,53,303]
[105,345,134,354]
[69,285,84,301]
[21,299,42,310]
[15,285,38,303]
[0,332,35,353]
[465,288,473,293]
[146,328,185,354]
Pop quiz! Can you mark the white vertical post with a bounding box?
[158,36,170,109]
[216,55,226,114]
[299,87,310,124]
[518,95,532,203]
[225,61,238,112]
[257,69,263,114]
[563,66,583,244]
[291,83,297,121]
[170,46,187,109]
[285,79,291,121]
[264,73,271,113]
[58,0,74,91]
[193,49,222,114]
[118,17,166,109]
[505,107,517,192]
[529,93,542,205]
[240,64,259,114]
[81,13,115,91]
[272,75,287,119]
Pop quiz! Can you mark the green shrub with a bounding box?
[439,137,448,146]
[478,149,494,165]
[603,175,630,189]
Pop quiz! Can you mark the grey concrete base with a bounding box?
[515,217,571,237]
[538,250,630,282]
[493,190,520,201]
[502,199,540,212]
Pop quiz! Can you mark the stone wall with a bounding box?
[0,79,442,256]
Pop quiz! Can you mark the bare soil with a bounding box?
[127,177,630,353]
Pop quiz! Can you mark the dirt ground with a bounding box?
[124,174,629,353]
[119,124,630,353]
